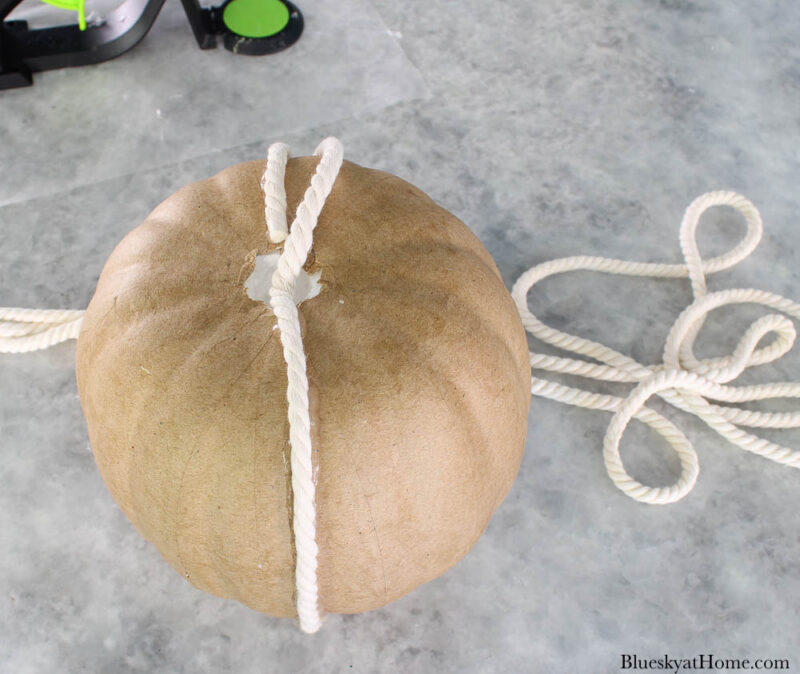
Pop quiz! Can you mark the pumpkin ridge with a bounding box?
[321,222,501,280]
[82,279,283,598]
[172,326,280,596]
[144,216,250,261]
[113,211,251,281]
[307,294,527,611]
[347,456,390,604]
[205,163,279,253]
[77,151,530,622]
[149,180,255,259]
[302,280,525,399]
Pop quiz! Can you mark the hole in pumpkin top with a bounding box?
[244,252,322,306]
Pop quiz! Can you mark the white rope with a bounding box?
[512,191,800,504]
[0,139,343,632]
[0,307,84,353]
[262,137,343,633]
[261,142,291,243]
[5,145,800,622]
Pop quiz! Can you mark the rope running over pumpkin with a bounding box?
[260,137,343,633]
[3,143,800,617]
[512,191,800,504]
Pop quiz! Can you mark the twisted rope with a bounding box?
[4,146,800,626]
[512,191,800,504]
[261,142,291,243]
[0,139,344,633]
[262,137,344,633]
[0,307,84,353]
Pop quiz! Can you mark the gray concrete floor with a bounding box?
[2,1,800,672]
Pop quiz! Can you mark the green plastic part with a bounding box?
[223,0,290,39]
[40,0,86,31]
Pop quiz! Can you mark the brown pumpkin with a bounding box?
[75,155,531,619]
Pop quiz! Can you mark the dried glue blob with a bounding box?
[74,153,531,626]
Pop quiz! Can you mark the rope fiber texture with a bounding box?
[512,190,800,505]
[262,137,343,633]
[0,307,84,353]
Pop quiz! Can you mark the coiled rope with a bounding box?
[512,190,800,504]
[3,142,800,629]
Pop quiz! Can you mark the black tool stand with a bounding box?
[0,0,303,90]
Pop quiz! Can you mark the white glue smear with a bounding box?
[244,251,322,306]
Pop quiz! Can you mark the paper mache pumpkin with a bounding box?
[7,138,796,633]
[74,139,531,628]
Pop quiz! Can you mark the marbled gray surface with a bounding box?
[0,0,427,206]
[2,1,800,672]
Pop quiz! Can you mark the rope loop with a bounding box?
[512,190,800,504]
